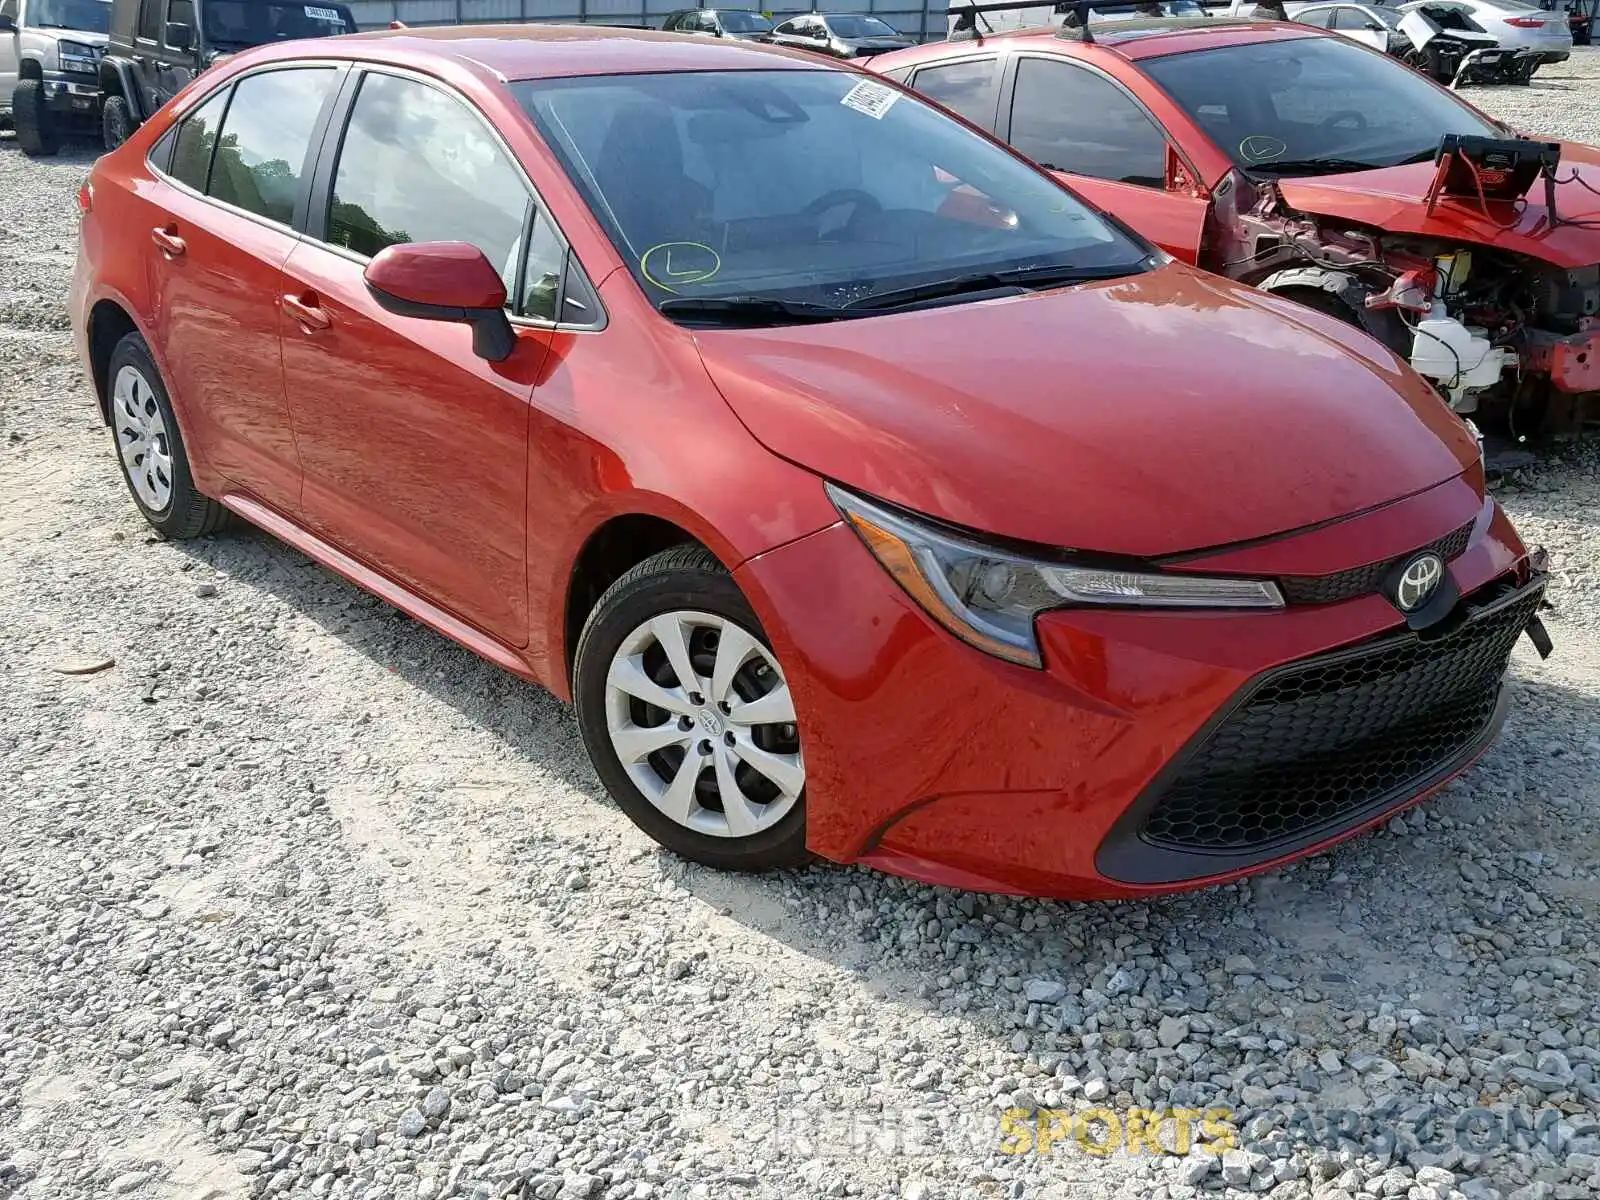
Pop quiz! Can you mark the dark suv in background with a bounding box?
[98,0,352,148]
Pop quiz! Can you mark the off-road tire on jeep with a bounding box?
[13,80,61,157]
[101,94,133,151]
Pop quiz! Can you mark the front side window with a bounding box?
[28,0,112,32]
[828,16,897,37]
[328,72,531,305]
[1142,35,1501,174]
[136,0,161,39]
[516,69,1148,314]
[1009,58,1166,187]
[718,11,772,32]
[167,84,228,190]
[911,58,998,129]
[165,0,193,42]
[207,67,337,223]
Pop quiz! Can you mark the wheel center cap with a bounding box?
[697,708,724,736]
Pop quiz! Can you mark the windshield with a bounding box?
[718,11,772,31]
[29,0,110,31]
[201,0,354,46]
[516,70,1150,316]
[1142,36,1500,174]
[828,15,898,35]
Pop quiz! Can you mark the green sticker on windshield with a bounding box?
[1239,135,1287,164]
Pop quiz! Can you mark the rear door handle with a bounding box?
[150,226,185,257]
[282,292,331,333]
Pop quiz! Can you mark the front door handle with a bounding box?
[150,226,186,257]
[282,292,331,333]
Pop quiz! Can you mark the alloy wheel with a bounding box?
[603,610,803,839]
[112,364,174,512]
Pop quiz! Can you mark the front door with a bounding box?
[0,0,20,101]
[1002,55,1209,265]
[278,69,553,647]
[143,64,343,515]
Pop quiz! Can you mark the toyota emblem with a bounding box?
[1394,553,1445,612]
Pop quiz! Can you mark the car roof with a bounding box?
[253,23,828,82]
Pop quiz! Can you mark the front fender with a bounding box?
[99,56,148,122]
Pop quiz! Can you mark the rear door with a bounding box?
[996,54,1209,264]
[142,62,344,515]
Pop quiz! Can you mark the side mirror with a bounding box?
[165,20,193,50]
[0,13,16,31]
[364,242,516,362]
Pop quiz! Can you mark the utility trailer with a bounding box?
[342,0,953,42]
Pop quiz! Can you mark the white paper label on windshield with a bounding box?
[840,79,899,120]
[305,5,343,20]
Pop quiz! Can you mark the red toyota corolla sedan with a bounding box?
[71,25,1550,900]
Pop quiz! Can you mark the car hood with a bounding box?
[54,29,108,47]
[1276,142,1600,268]
[693,264,1478,557]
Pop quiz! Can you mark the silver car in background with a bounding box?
[1446,0,1574,59]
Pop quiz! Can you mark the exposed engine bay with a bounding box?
[1205,138,1600,438]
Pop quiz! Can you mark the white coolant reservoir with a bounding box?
[1408,302,1511,413]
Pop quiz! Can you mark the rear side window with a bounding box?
[327,72,532,304]
[1296,6,1334,25]
[1008,58,1166,187]
[208,67,338,224]
[168,87,229,191]
[911,59,998,130]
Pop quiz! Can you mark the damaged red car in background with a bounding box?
[876,12,1600,446]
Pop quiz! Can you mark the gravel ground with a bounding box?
[2,54,1600,1200]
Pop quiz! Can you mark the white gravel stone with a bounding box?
[1,53,1599,1200]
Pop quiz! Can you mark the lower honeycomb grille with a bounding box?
[1139,580,1542,854]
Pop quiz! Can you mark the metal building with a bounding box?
[343,0,954,42]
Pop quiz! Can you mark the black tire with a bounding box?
[574,545,810,872]
[101,94,133,151]
[106,332,230,539]
[13,80,60,157]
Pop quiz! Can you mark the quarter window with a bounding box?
[1008,58,1166,187]
[327,72,535,311]
[168,86,229,192]
[911,59,998,130]
[207,68,338,224]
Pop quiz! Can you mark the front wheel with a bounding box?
[574,546,809,872]
[102,95,133,151]
[12,80,60,157]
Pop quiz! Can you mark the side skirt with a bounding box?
[219,492,540,684]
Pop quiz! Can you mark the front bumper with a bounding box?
[736,480,1541,900]
[39,71,102,119]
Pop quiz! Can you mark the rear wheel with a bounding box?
[574,546,809,872]
[101,94,133,151]
[107,333,230,539]
[13,80,60,157]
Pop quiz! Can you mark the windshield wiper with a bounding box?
[843,262,1142,313]
[1246,158,1383,177]
[656,296,845,326]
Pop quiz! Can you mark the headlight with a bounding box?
[59,41,98,72]
[829,485,1284,668]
